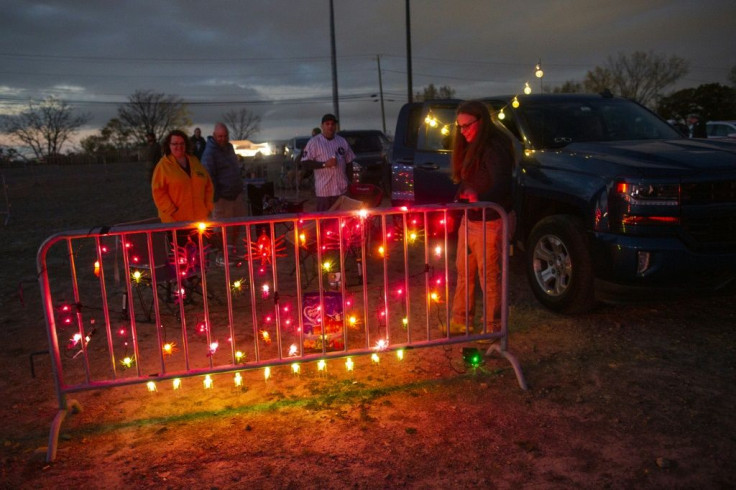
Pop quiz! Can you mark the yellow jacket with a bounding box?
[151,154,214,223]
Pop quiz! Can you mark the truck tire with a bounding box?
[525,215,595,313]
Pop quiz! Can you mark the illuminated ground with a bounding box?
[0,162,734,488]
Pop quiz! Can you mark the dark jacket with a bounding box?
[201,136,243,201]
[456,139,513,221]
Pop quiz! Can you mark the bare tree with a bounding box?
[0,96,90,160]
[583,51,689,108]
[222,108,261,140]
[117,90,191,143]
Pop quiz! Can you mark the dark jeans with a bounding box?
[316,195,340,212]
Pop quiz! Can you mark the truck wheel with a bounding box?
[525,215,594,313]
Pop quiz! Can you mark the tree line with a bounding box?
[2,51,736,163]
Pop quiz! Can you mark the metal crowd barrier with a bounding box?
[37,202,527,462]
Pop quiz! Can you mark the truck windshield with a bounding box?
[515,98,683,148]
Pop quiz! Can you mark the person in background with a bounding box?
[151,129,213,224]
[299,114,355,211]
[201,123,247,255]
[190,127,206,160]
[449,100,514,335]
[687,114,707,138]
[146,132,162,183]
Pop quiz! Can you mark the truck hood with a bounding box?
[556,139,736,176]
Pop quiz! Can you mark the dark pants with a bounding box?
[316,195,340,212]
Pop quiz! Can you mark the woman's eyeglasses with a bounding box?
[456,118,479,131]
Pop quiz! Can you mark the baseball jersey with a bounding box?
[301,133,355,197]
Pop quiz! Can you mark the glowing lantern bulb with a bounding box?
[172,378,182,390]
[234,372,243,387]
[146,381,157,392]
[371,353,380,364]
[262,284,270,298]
[203,374,213,389]
[317,359,326,372]
[235,351,245,363]
[434,245,442,257]
[232,280,242,290]
[322,261,332,272]
[291,363,301,374]
[264,367,271,381]
[402,317,408,327]
[132,270,142,283]
[409,232,417,243]
[349,315,357,326]
[289,344,298,356]
[430,291,439,302]
[121,356,133,368]
[378,245,385,257]
[94,261,100,277]
[197,222,207,232]
[345,357,354,372]
[397,349,405,361]
[375,339,388,351]
[162,342,173,355]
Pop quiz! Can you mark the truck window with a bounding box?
[418,106,456,152]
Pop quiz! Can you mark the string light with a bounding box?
[203,374,214,389]
[146,381,157,392]
[234,372,243,387]
[291,363,301,375]
[396,349,405,361]
[264,366,271,381]
[371,353,380,364]
[317,359,327,372]
[172,378,182,390]
[345,357,354,372]
[235,351,245,363]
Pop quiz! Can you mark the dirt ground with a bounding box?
[1,161,735,489]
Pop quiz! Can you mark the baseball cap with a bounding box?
[321,113,338,123]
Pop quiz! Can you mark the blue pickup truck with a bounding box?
[390,93,736,313]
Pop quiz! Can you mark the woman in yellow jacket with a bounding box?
[152,129,214,223]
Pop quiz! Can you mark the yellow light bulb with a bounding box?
[172,378,182,390]
[345,357,354,372]
[234,372,243,387]
[203,374,213,389]
[146,381,157,392]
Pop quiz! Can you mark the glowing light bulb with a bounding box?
[234,372,243,387]
[371,353,380,364]
[232,279,242,290]
[345,357,354,372]
[121,356,133,368]
[262,284,270,298]
[162,342,174,355]
[203,374,213,389]
[397,349,405,361]
[197,222,207,232]
[235,351,245,363]
[146,381,157,392]
[172,378,182,390]
[374,339,387,351]
[430,291,440,302]
[358,209,369,219]
[94,261,100,277]
[378,245,385,257]
[264,366,271,381]
[291,363,300,374]
[434,245,442,257]
[402,317,408,327]
[317,359,326,372]
[322,261,332,272]
[498,109,506,120]
[349,315,357,326]
[261,331,271,344]
[289,344,298,356]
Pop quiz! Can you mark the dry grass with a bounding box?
[1,162,735,488]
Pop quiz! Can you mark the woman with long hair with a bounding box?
[449,100,514,334]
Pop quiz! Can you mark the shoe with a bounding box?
[439,320,474,335]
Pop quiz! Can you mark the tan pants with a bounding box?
[451,217,502,331]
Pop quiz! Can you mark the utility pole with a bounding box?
[329,0,340,122]
[405,0,413,103]
[377,55,386,133]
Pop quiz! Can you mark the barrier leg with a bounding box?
[46,398,82,463]
[485,344,528,390]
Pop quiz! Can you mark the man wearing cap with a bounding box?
[299,114,356,211]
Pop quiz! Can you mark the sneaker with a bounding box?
[439,320,474,335]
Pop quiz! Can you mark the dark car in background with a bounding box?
[338,129,391,191]
[390,93,736,313]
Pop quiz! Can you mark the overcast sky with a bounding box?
[1,0,734,147]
